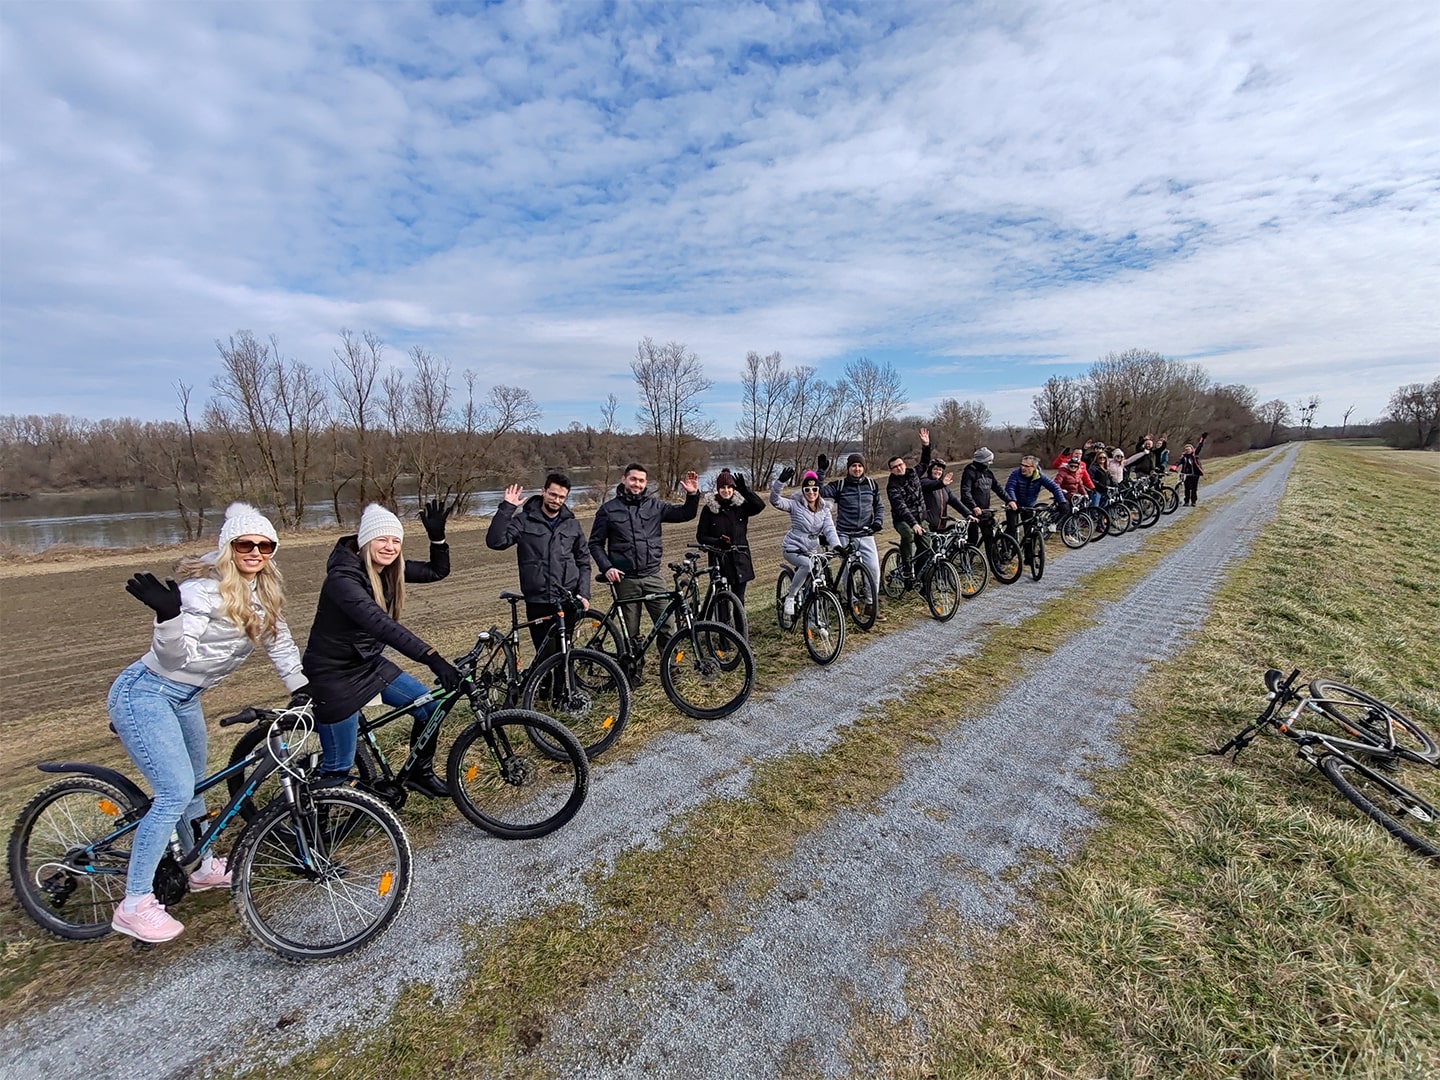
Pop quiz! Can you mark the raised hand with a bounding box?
[778,466,795,485]
[419,498,450,542]
[502,483,524,506]
[943,471,954,485]
[733,473,748,491]
[817,453,829,475]
[919,426,930,446]
[681,471,699,494]
[125,572,182,622]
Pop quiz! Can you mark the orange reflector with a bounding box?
[465,765,479,782]
[97,799,120,816]
[675,651,685,663]
[602,716,615,730]
[378,871,393,898]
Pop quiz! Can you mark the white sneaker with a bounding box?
[188,855,232,892]
[112,894,184,943]
[783,597,795,619]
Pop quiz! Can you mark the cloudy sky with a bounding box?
[1,0,1436,430]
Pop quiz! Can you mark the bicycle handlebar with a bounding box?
[219,707,266,728]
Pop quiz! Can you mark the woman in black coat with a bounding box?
[695,470,765,603]
[302,501,462,796]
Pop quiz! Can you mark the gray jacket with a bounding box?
[770,478,840,555]
[141,576,307,692]
[819,474,883,535]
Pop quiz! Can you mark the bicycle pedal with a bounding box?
[130,939,158,952]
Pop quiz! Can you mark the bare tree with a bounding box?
[175,382,207,539]
[446,378,541,513]
[330,329,384,515]
[738,350,794,484]
[929,398,991,461]
[1256,399,1292,447]
[844,357,906,464]
[1383,378,1440,449]
[1294,395,1320,438]
[1341,405,1356,437]
[632,337,716,489]
[595,392,621,493]
[1031,375,1084,457]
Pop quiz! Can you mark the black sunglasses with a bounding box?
[231,539,277,555]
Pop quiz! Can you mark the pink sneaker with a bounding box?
[111,894,184,943]
[188,855,232,892]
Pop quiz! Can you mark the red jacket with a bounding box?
[1055,464,1094,496]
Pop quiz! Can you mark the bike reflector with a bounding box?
[98,799,120,816]
[378,871,393,898]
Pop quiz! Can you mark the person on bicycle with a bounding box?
[1090,449,1117,504]
[819,453,884,611]
[887,428,937,584]
[771,468,840,619]
[486,472,592,659]
[1178,433,1207,505]
[588,463,700,656]
[959,447,1007,546]
[695,469,765,605]
[1053,455,1096,505]
[303,501,462,797]
[1002,455,1068,535]
[921,456,966,533]
[106,502,310,943]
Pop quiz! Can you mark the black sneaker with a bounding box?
[405,770,450,798]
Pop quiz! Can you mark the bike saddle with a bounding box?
[499,591,525,603]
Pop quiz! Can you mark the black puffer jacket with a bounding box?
[695,482,765,586]
[959,462,1007,513]
[588,484,699,578]
[886,468,926,528]
[301,536,450,725]
[485,495,591,604]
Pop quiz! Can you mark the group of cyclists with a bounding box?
[89,428,1205,945]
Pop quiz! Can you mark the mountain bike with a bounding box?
[879,532,961,621]
[1211,669,1440,859]
[10,704,412,960]
[228,648,590,840]
[1118,481,1160,529]
[1014,507,1049,581]
[824,534,879,630]
[933,520,987,599]
[1055,497,1092,549]
[578,561,755,720]
[968,510,1022,584]
[774,549,847,664]
[687,544,750,640]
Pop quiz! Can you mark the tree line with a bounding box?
[2,329,1428,540]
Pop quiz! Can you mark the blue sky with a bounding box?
[1,0,1436,430]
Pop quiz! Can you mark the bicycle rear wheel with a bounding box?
[843,562,878,630]
[802,589,846,664]
[1160,485,1180,514]
[1106,503,1132,535]
[775,569,796,630]
[989,534,1022,584]
[1086,507,1110,542]
[1134,495,1161,528]
[1308,679,1439,762]
[447,709,588,839]
[951,543,987,598]
[704,589,749,643]
[231,786,412,960]
[879,547,907,600]
[1028,532,1046,581]
[923,560,960,621]
[661,622,755,718]
[1318,754,1440,860]
[522,648,631,761]
[8,777,138,940]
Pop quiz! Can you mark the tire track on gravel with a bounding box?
[532,446,1299,1079]
[0,450,1289,1080]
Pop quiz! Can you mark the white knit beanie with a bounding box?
[357,503,404,549]
[217,502,278,551]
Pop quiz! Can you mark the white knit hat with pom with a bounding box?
[217,502,278,550]
[357,503,404,549]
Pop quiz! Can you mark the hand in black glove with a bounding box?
[817,453,829,475]
[125,572,182,622]
[733,473,748,492]
[419,498,450,543]
[287,686,313,710]
[425,651,464,693]
[778,466,795,485]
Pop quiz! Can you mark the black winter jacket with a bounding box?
[959,462,1007,513]
[589,484,698,579]
[696,483,765,586]
[819,474,883,535]
[301,536,450,725]
[485,496,591,604]
[886,467,927,529]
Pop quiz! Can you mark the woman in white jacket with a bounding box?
[770,468,840,619]
[105,503,308,944]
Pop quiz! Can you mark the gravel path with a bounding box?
[0,449,1293,1079]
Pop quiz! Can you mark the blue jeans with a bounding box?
[317,671,437,774]
[107,662,208,896]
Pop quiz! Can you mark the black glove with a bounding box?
[1201,431,1209,439]
[778,466,795,485]
[419,498,450,543]
[125,572,182,622]
[718,534,732,548]
[425,651,464,693]
[287,686,313,710]
[733,473,748,492]
[817,453,829,475]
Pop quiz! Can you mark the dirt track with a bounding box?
[0,507,793,819]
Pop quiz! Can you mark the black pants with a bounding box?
[1183,475,1200,504]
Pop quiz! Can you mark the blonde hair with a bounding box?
[175,545,285,645]
[363,539,405,621]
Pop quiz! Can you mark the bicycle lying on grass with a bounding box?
[1211,669,1440,859]
[9,703,412,960]
[228,641,590,840]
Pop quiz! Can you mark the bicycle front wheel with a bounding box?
[1060,513,1090,549]
[447,709,588,839]
[989,534,1022,584]
[661,622,755,719]
[1106,503,1132,536]
[8,777,138,940]
[1086,507,1110,542]
[1029,532,1046,581]
[226,715,315,823]
[843,562,878,630]
[1318,754,1440,860]
[802,589,846,664]
[231,786,412,961]
[879,548,906,600]
[1308,679,1439,762]
[951,543,987,598]
[1134,495,1161,528]
[923,560,960,621]
[522,648,631,761]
